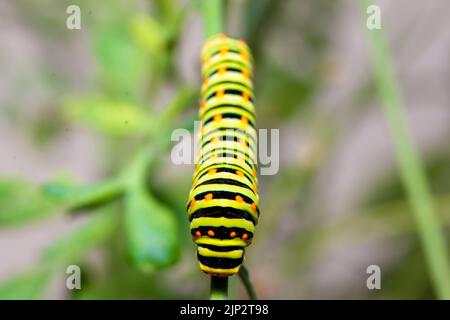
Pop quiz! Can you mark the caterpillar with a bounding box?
[187,34,259,277]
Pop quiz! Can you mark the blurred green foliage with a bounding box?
[0,0,449,300]
[0,178,60,225]
[0,269,51,300]
[62,96,151,137]
[0,0,192,300]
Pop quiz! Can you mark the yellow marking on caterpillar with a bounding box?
[203,83,254,103]
[192,162,257,186]
[190,184,258,206]
[199,264,240,276]
[200,141,257,162]
[203,117,257,137]
[188,199,259,224]
[199,139,258,161]
[202,106,255,125]
[190,217,255,232]
[198,247,243,259]
[201,61,253,79]
[201,95,255,115]
[195,236,247,248]
[194,171,256,192]
[201,73,253,96]
[197,159,256,184]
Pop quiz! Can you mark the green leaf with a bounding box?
[245,0,273,44]
[62,96,151,137]
[154,0,187,42]
[43,208,118,265]
[0,269,51,299]
[124,185,180,271]
[0,178,59,226]
[260,62,318,120]
[43,178,123,212]
[94,23,149,100]
[130,15,167,54]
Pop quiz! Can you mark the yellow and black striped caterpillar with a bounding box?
[187,34,259,277]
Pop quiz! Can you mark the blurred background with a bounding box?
[0,0,449,299]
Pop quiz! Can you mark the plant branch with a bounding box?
[360,0,450,299]
[210,276,228,300]
[238,265,258,300]
[201,0,223,38]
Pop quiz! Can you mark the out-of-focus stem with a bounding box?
[360,0,450,299]
[238,265,258,300]
[210,276,228,300]
[201,0,223,38]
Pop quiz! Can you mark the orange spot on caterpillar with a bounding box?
[242,233,248,240]
[214,114,222,123]
[200,101,206,111]
[243,70,250,79]
[235,195,243,203]
[220,47,228,55]
[208,230,215,237]
[204,193,213,201]
[241,116,248,125]
[190,199,196,208]
[211,136,219,144]
[217,90,225,98]
[250,203,257,211]
[195,231,201,237]
[230,231,237,238]
[236,171,244,178]
[208,169,217,175]
[218,66,227,75]
[242,92,249,102]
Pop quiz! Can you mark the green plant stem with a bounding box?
[143,85,196,143]
[201,0,223,38]
[360,0,450,299]
[210,276,228,300]
[238,265,258,300]
[66,179,124,211]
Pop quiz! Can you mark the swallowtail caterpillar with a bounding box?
[187,34,259,277]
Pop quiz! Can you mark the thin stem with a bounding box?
[201,0,223,38]
[360,0,450,299]
[210,276,228,300]
[238,265,258,300]
[144,85,197,144]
